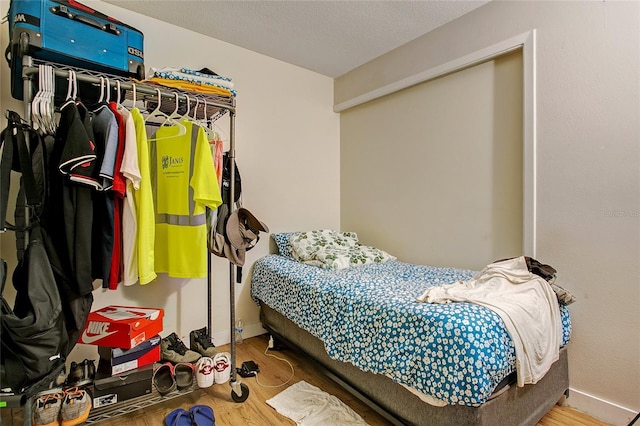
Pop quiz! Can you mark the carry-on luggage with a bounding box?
[6,0,145,100]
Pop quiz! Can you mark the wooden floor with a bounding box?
[1,334,611,425]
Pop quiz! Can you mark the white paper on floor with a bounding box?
[266,380,369,426]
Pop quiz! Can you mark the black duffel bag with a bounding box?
[0,112,68,393]
[1,227,68,392]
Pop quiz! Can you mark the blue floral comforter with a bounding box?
[250,255,572,406]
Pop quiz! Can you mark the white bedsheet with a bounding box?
[416,256,561,387]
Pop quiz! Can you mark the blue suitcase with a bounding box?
[6,0,145,100]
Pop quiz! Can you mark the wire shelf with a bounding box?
[85,384,200,424]
[26,59,235,123]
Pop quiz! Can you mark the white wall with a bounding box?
[0,0,340,362]
[335,1,639,425]
[341,50,524,271]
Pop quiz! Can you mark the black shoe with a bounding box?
[190,327,218,357]
[66,359,95,387]
[161,333,201,363]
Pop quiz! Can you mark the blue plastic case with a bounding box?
[7,0,145,100]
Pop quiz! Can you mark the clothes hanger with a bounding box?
[147,91,186,141]
[40,65,56,134]
[144,89,166,122]
[115,80,121,105]
[30,65,44,131]
[60,70,76,110]
[199,98,217,141]
[31,64,54,133]
[105,78,111,103]
[191,97,199,121]
[94,77,110,112]
[72,71,77,101]
[165,93,186,131]
[180,94,192,122]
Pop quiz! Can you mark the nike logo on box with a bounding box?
[81,321,118,344]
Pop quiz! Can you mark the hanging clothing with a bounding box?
[130,108,157,285]
[118,107,141,286]
[213,138,224,187]
[40,100,96,349]
[149,121,222,278]
[41,100,96,297]
[106,102,127,290]
[91,104,118,286]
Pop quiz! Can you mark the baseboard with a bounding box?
[567,387,637,426]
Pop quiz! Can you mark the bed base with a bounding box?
[260,302,569,426]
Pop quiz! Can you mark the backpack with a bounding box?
[209,155,268,281]
[0,111,68,392]
[1,226,69,392]
[209,153,241,259]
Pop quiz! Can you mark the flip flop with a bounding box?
[174,363,194,390]
[164,408,193,426]
[189,404,215,426]
[154,363,176,396]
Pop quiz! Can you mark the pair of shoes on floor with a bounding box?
[165,405,215,426]
[161,333,201,363]
[154,362,195,395]
[65,359,95,387]
[195,352,232,388]
[190,327,218,358]
[33,387,91,426]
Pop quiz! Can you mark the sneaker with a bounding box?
[66,359,95,387]
[195,357,215,388]
[33,390,64,426]
[161,332,201,363]
[190,327,219,357]
[60,387,91,426]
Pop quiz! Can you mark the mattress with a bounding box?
[250,255,572,407]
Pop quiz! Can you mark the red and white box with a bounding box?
[78,306,164,349]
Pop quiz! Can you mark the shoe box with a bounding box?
[92,364,154,409]
[78,305,164,349]
[98,335,161,375]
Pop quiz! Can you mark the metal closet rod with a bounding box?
[22,65,236,114]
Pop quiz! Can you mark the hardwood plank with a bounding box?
[0,335,611,425]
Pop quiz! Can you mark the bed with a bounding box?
[250,231,571,426]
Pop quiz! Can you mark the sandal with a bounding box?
[174,362,194,390]
[164,408,193,426]
[189,404,215,426]
[154,362,176,396]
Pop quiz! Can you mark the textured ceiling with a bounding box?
[102,0,490,78]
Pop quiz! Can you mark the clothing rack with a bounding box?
[2,55,247,425]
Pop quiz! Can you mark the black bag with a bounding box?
[210,153,242,259]
[0,110,48,261]
[0,111,68,392]
[209,154,244,281]
[221,153,241,204]
[1,227,68,392]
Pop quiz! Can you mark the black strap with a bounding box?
[0,258,6,296]
[0,111,44,231]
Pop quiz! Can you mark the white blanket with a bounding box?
[266,380,369,425]
[416,256,561,387]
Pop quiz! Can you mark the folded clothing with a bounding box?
[145,77,234,98]
[148,67,236,96]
